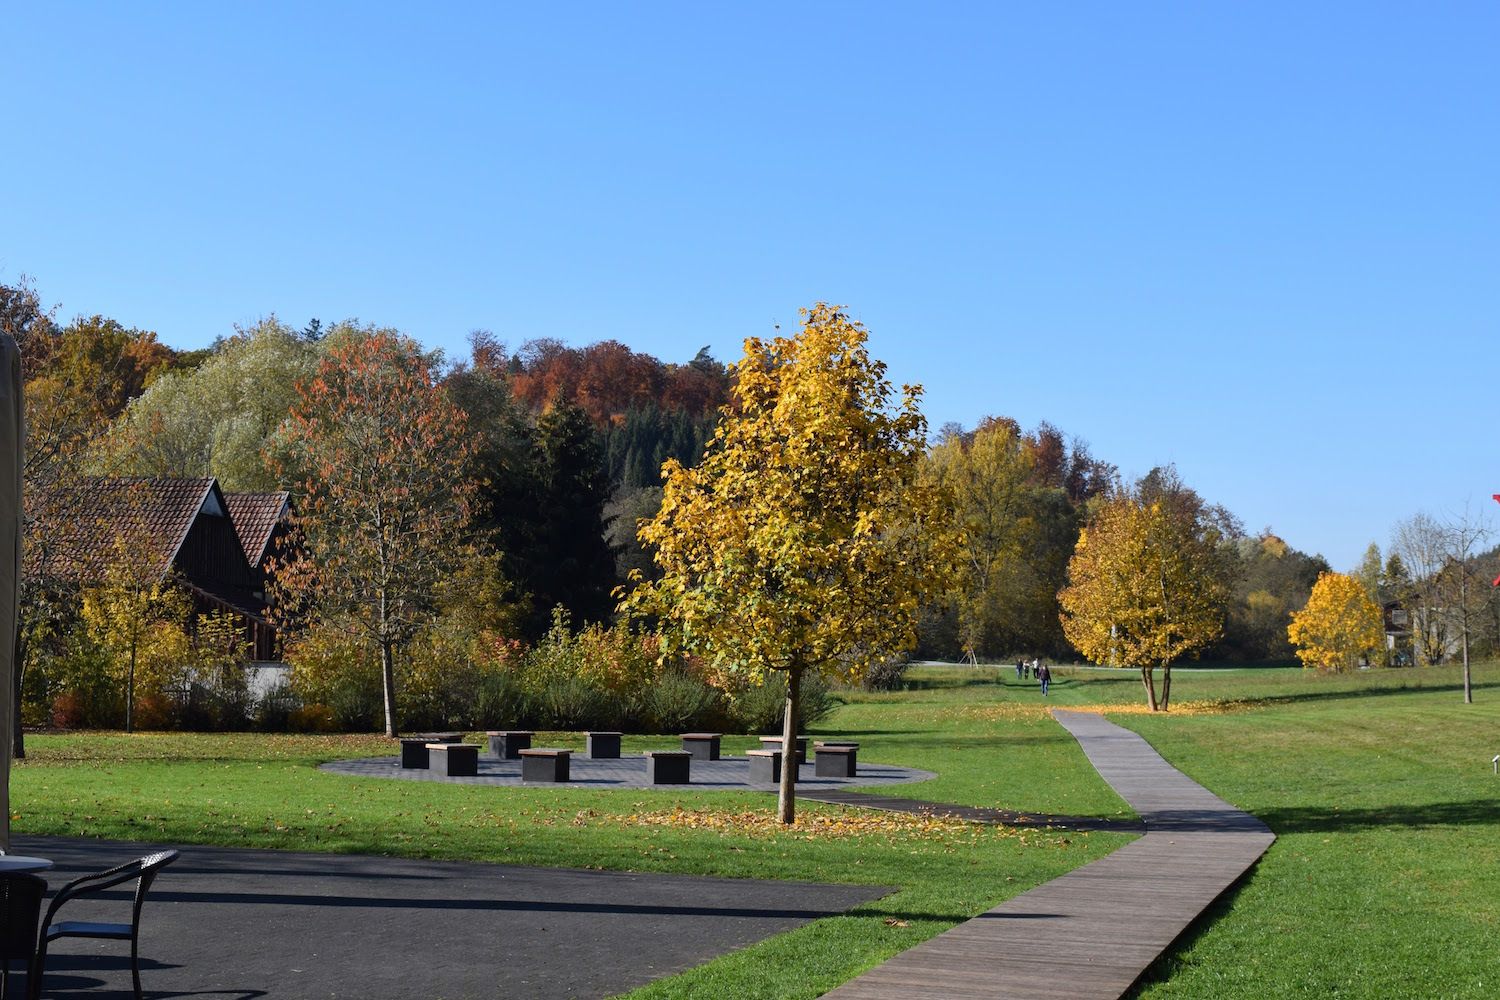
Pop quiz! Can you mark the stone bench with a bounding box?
[399,738,433,769]
[759,735,808,765]
[400,733,466,768]
[427,742,479,777]
[680,733,721,761]
[747,749,794,784]
[644,750,692,784]
[487,730,533,759]
[814,744,858,778]
[587,732,622,759]
[520,748,571,783]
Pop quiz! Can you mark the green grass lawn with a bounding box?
[9,674,1132,1000]
[12,661,1498,998]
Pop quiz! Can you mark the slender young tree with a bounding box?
[272,330,477,737]
[1438,507,1490,703]
[623,304,951,823]
[79,538,193,733]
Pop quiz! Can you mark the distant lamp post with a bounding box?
[1493,754,1499,776]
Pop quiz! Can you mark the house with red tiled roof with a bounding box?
[223,491,291,577]
[36,477,280,660]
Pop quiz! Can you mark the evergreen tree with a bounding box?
[445,362,538,620]
[532,401,617,631]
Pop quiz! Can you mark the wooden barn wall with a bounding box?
[176,513,257,589]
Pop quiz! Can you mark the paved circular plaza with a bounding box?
[321,751,936,790]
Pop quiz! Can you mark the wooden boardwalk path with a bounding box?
[820,709,1275,999]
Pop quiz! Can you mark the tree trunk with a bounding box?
[1462,632,1472,705]
[1140,665,1158,711]
[381,639,398,738]
[126,641,136,734]
[777,665,802,825]
[1160,663,1173,712]
[1460,571,1472,704]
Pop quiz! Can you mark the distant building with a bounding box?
[36,477,287,660]
[223,490,292,584]
[1382,600,1412,666]
[1383,598,1459,666]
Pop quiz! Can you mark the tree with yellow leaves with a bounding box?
[1059,472,1232,710]
[1287,571,1384,673]
[79,537,193,732]
[622,304,950,823]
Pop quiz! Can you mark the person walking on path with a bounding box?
[1015,660,1024,680]
[1037,662,1052,697]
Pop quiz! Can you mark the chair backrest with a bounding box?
[41,850,180,931]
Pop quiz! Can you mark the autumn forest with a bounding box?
[4,278,1496,740]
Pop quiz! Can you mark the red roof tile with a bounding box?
[33,477,216,582]
[223,492,290,567]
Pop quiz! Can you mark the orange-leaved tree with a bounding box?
[1059,474,1232,711]
[272,329,478,737]
[622,304,951,824]
[1287,571,1384,673]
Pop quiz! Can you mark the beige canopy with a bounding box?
[0,332,20,849]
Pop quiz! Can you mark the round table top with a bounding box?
[0,855,53,873]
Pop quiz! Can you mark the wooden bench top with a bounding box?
[486,730,534,736]
[745,749,779,758]
[587,731,623,737]
[425,742,474,751]
[681,732,721,740]
[816,744,857,754]
[518,748,571,757]
[758,735,808,742]
[644,750,691,758]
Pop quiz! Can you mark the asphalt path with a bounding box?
[10,835,890,999]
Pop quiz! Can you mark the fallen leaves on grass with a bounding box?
[959,699,1264,721]
[569,804,1077,850]
[1070,699,1268,716]
[956,704,1054,723]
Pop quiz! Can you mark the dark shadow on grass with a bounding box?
[1257,799,1500,834]
[902,675,1008,691]
[1243,678,1500,709]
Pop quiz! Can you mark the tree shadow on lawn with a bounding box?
[901,674,1008,690]
[1258,798,1500,834]
[1237,678,1500,709]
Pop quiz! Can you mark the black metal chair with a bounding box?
[28,849,178,1000]
[0,875,45,999]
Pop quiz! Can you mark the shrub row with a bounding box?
[283,614,837,734]
[26,608,873,735]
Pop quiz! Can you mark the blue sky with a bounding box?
[4,2,1496,569]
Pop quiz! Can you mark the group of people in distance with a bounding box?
[1014,657,1053,696]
